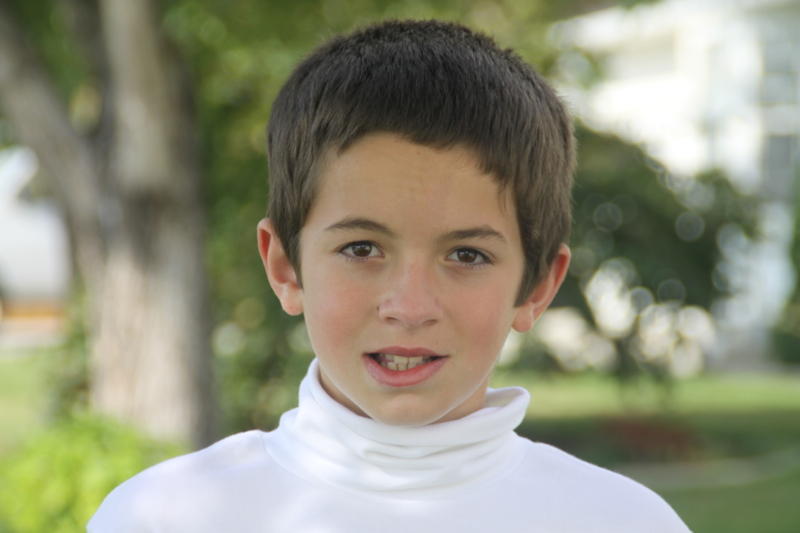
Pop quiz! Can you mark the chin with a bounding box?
[372,415,443,427]
[364,403,452,427]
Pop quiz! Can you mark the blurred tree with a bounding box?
[547,124,757,380]
[774,191,800,365]
[0,0,214,448]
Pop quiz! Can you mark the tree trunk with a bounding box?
[0,0,215,448]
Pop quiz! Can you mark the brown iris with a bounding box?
[350,242,373,257]
[456,249,479,263]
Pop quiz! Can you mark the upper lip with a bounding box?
[367,346,445,358]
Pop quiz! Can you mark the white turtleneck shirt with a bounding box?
[88,360,691,532]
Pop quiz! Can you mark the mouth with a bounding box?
[363,349,448,388]
[368,353,443,371]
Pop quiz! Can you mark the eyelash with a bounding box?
[448,247,492,269]
[338,241,381,262]
[338,242,492,268]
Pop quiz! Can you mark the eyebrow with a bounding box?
[438,226,507,245]
[324,217,397,237]
[324,218,507,245]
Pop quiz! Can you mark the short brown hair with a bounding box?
[267,19,574,305]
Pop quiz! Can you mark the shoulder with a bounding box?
[510,439,691,533]
[87,430,273,533]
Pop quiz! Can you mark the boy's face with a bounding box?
[259,133,569,426]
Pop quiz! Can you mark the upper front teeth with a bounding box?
[376,354,429,371]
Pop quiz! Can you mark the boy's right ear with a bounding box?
[257,219,303,316]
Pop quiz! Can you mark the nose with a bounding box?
[377,260,443,328]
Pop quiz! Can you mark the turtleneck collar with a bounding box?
[262,359,531,498]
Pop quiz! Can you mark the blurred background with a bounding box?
[1,0,799,531]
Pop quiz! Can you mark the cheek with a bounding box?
[303,272,373,352]
[453,284,517,356]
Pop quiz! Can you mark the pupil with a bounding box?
[352,243,371,257]
[458,249,477,262]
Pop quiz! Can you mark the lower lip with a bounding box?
[363,354,447,388]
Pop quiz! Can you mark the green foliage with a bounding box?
[0,120,13,150]
[772,331,800,365]
[528,124,757,378]
[2,0,90,100]
[46,292,91,420]
[0,415,184,533]
[774,170,800,365]
[564,124,757,312]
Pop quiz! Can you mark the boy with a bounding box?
[89,20,691,532]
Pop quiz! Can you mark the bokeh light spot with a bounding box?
[675,211,705,241]
[594,202,624,231]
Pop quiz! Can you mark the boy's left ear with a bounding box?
[512,244,571,333]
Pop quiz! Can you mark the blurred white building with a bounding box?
[0,146,70,348]
[0,147,70,308]
[551,0,800,369]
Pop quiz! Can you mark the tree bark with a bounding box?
[0,0,215,448]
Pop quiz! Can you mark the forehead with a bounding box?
[308,134,514,226]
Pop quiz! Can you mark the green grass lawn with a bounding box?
[513,411,800,532]
[0,350,51,455]
[491,369,800,419]
[662,471,800,533]
[495,369,800,533]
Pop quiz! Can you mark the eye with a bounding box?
[340,241,381,260]
[447,247,491,267]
